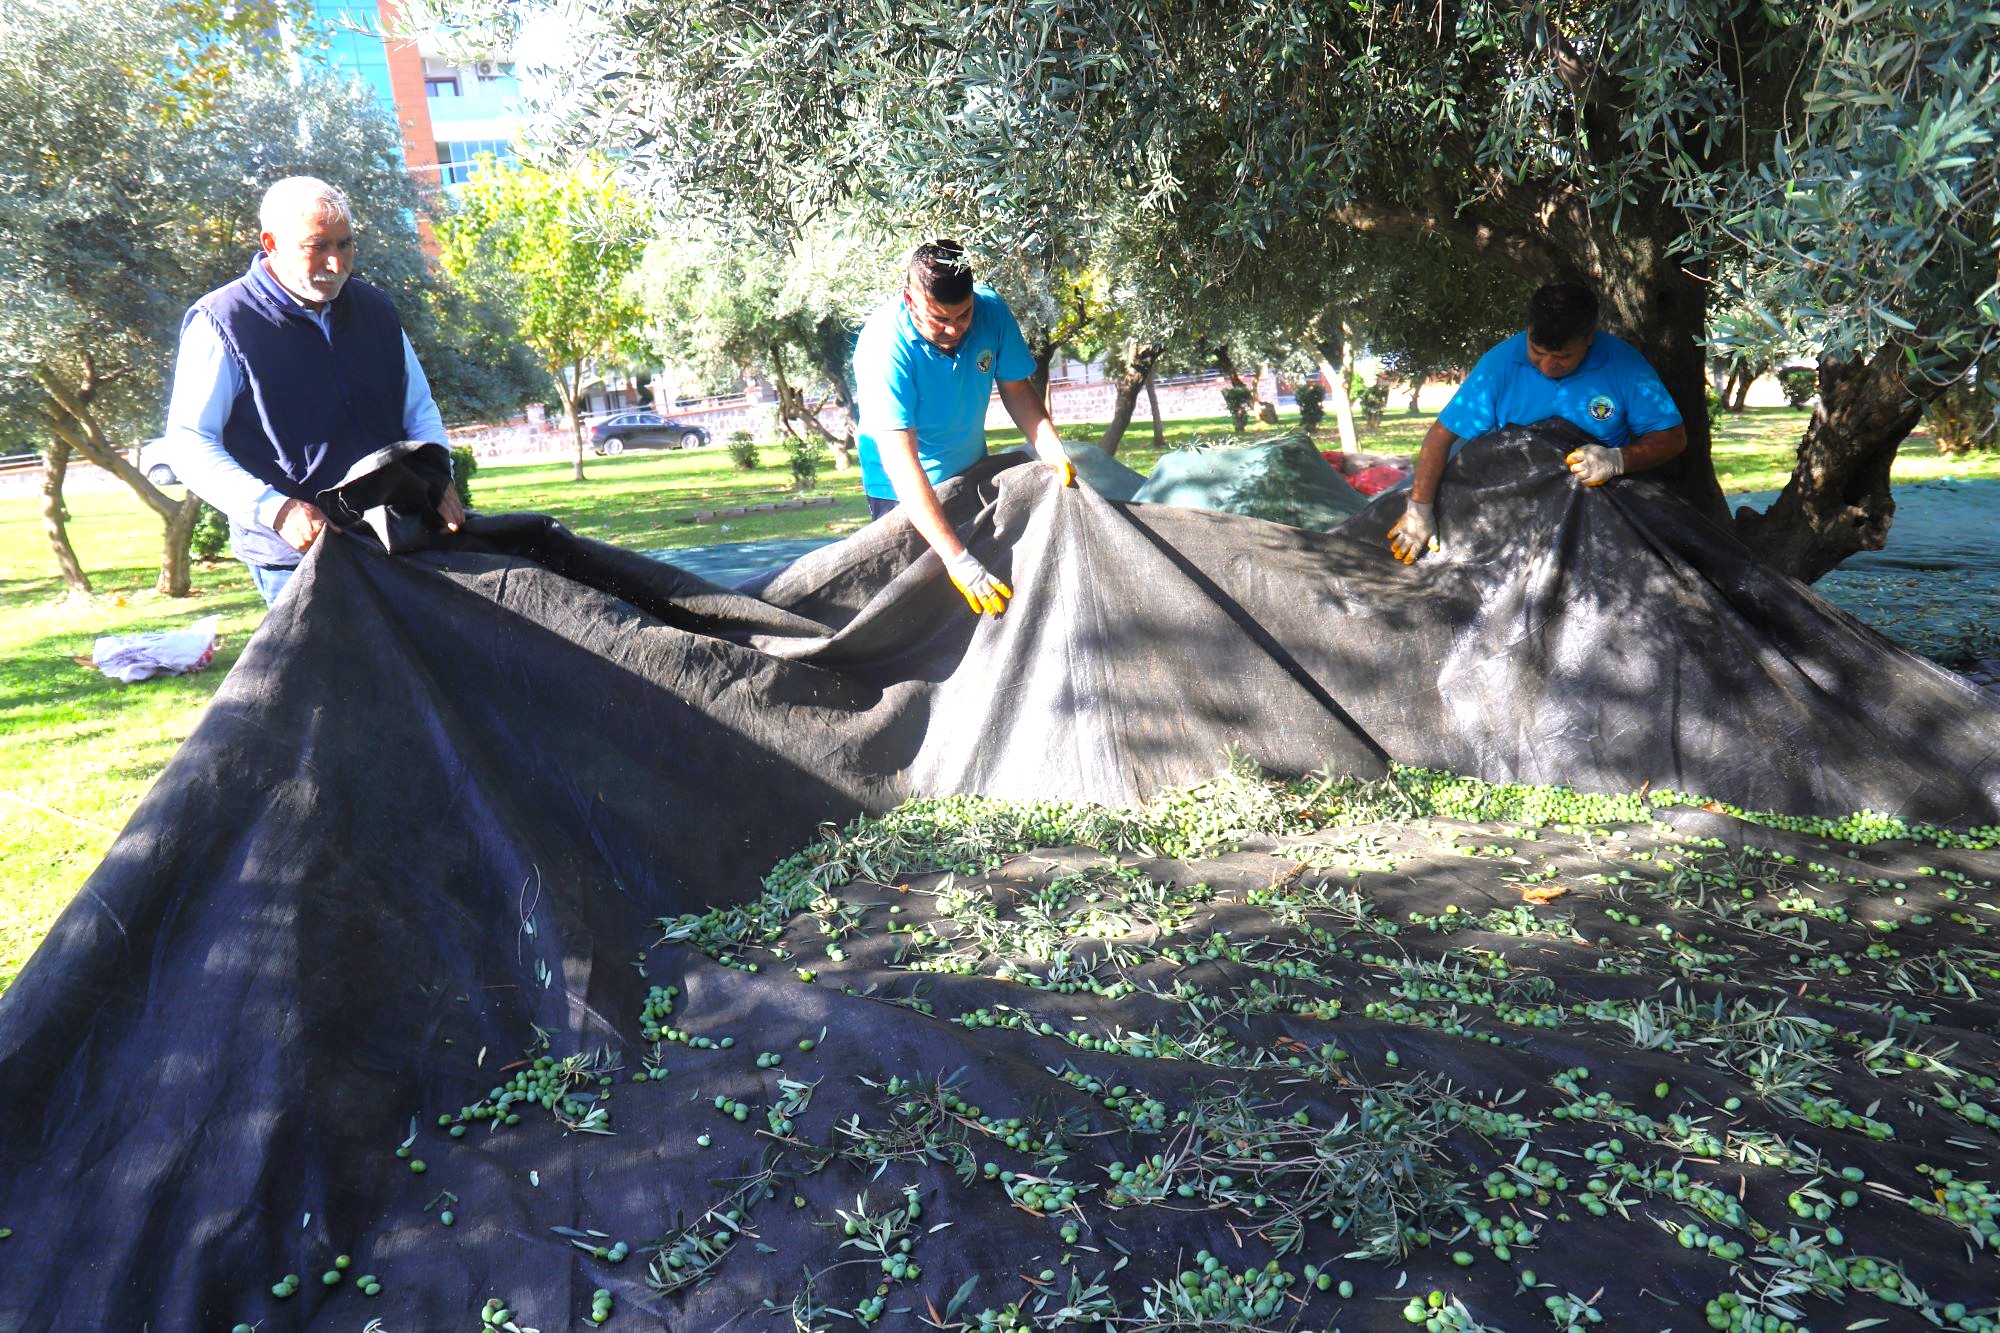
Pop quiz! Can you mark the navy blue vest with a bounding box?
[189,256,409,566]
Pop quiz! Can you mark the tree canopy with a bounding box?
[417,0,1999,579]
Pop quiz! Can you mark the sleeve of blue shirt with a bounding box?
[1436,342,1508,441]
[401,333,449,452]
[161,312,290,532]
[1617,343,1684,437]
[990,297,1036,383]
[855,319,918,434]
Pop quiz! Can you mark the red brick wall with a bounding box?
[376,0,441,254]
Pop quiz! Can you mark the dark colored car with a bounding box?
[590,412,709,455]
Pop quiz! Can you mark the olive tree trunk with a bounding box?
[37,360,205,594]
[1733,347,1944,582]
[1096,343,1160,459]
[39,438,91,595]
[1144,370,1164,450]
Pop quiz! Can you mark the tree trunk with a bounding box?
[1027,335,1060,409]
[557,363,585,481]
[771,342,855,468]
[37,361,207,595]
[1407,371,1426,413]
[1254,363,1280,426]
[1145,370,1164,450]
[39,439,91,595]
[1096,343,1160,459]
[1209,343,1247,392]
[1733,347,1944,582]
[156,493,202,596]
[1730,365,1753,412]
[808,316,858,470]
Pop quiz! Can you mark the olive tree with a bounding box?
[633,227,893,468]
[416,0,1998,582]
[0,0,460,594]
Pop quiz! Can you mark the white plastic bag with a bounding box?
[91,616,221,683]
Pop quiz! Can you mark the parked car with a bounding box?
[136,437,180,486]
[589,412,709,455]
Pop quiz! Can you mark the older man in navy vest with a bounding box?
[161,177,462,605]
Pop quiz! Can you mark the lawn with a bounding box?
[1,404,1995,994]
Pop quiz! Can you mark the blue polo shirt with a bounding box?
[854,285,1035,499]
[1438,331,1682,449]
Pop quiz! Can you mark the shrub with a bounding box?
[1777,367,1818,410]
[1926,366,1997,454]
[190,502,229,561]
[449,445,478,510]
[728,430,759,471]
[1221,384,1253,432]
[1294,382,1326,432]
[786,435,820,491]
[1356,381,1389,431]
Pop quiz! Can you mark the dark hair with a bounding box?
[1525,282,1599,349]
[908,240,974,305]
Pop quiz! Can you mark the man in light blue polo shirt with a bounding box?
[853,240,1076,617]
[1388,282,1687,564]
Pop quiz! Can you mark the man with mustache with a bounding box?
[853,240,1076,617]
[160,176,461,605]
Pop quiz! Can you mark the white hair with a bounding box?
[259,177,353,235]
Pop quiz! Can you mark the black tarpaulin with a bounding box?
[2,426,1999,1330]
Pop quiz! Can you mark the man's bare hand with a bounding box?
[437,486,464,532]
[273,498,326,552]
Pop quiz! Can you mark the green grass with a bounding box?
[1,406,1995,994]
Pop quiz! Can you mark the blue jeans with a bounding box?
[248,563,296,606]
[866,496,899,521]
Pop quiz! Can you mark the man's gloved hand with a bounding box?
[945,548,1013,617]
[1048,457,1076,487]
[1387,498,1440,565]
[1565,444,1625,487]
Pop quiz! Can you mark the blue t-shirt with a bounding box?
[853,285,1035,499]
[1437,331,1682,449]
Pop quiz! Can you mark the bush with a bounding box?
[1926,365,1997,454]
[1294,382,1326,432]
[1221,384,1253,433]
[1356,381,1389,431]
[1778,367,1818,410]
[728,430,760,470]
[786,435,820,491]
[190,501,229,562]
[449,445,478,510]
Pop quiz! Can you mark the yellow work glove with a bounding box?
[1048,457,1076,487]
[945,548,1012,617]
[1565,444,1625,486]
[1387,498,1440,565]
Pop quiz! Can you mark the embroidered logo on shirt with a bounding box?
[977,349,994,373]
[1588,394,1616,421]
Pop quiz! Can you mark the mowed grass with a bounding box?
[2,404,1995,993]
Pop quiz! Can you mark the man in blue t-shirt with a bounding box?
[852,240,1076,616]
[1387,282,1687,564]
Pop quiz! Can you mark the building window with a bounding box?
[436,140,517,186]
[426,78,461,98]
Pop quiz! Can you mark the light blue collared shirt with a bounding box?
[161,264,447,532]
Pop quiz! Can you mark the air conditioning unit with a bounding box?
[475,60,495,76]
